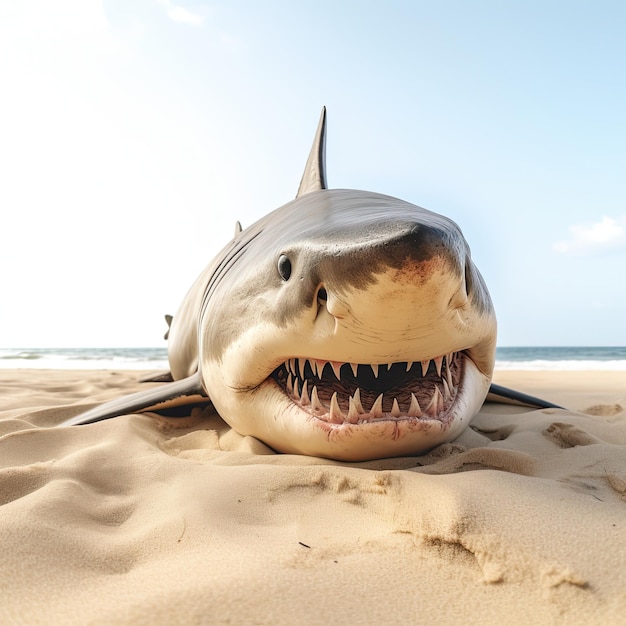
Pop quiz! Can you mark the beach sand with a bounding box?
[0,369,624,625]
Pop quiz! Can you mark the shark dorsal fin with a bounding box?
[296,107,327,198]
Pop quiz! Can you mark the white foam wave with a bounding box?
[0,357,169,370]
[496,360,626,371]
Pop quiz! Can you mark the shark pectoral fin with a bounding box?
[139,371,174,383]
[486,383,564,410]
[61,372,208,426]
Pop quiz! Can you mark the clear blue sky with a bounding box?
[1,1,624,347]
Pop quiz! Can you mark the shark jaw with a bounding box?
[271,352,465,426]
[261,350,490,460]
[205,333,492,461]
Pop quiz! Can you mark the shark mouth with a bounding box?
[271,352,464,426]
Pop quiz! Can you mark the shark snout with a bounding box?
[303,221,467,324]
[294,245,475,367]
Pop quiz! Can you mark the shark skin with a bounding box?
[62,108,561,461]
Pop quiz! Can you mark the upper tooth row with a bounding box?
[284,354,456,380]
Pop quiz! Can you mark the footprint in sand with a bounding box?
[469,424,516,442]
[581,403,623,417]
[542,422,602,448]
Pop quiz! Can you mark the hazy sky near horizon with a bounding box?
[1,0,625,348]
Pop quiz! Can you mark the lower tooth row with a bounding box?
[287,374,452,422]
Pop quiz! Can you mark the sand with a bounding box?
[0,368,624,625]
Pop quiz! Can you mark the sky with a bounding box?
[1,0,625,348]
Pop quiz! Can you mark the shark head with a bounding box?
[172,109,497,461]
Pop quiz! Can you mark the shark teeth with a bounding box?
[282,355,458,383]
[311,385,323,412]
[289,383,453,423]
[330,362,343,380]
[408,393,421,417]
[300,379,310,405]
[424,385,444,417]
[274,352,462,425]
[352,387,365,414]
[442,376,452,400]
[370,393,384,417]
[346,395,360,423]
[434,356,444,377]
[329,392,343,423]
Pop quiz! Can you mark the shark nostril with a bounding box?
[318,287,328,302]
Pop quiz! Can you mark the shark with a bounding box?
[62,108,560,461]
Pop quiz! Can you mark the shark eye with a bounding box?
[277,254,292,281]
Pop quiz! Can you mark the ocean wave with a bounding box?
[0,352,43,361]
[0,348,169,370]
[496,359,626,371]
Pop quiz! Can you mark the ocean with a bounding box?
[0,347,169,371]
[0,347,626,371]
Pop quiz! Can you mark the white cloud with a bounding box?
[554,215,626,255]
[156,0,205,26]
